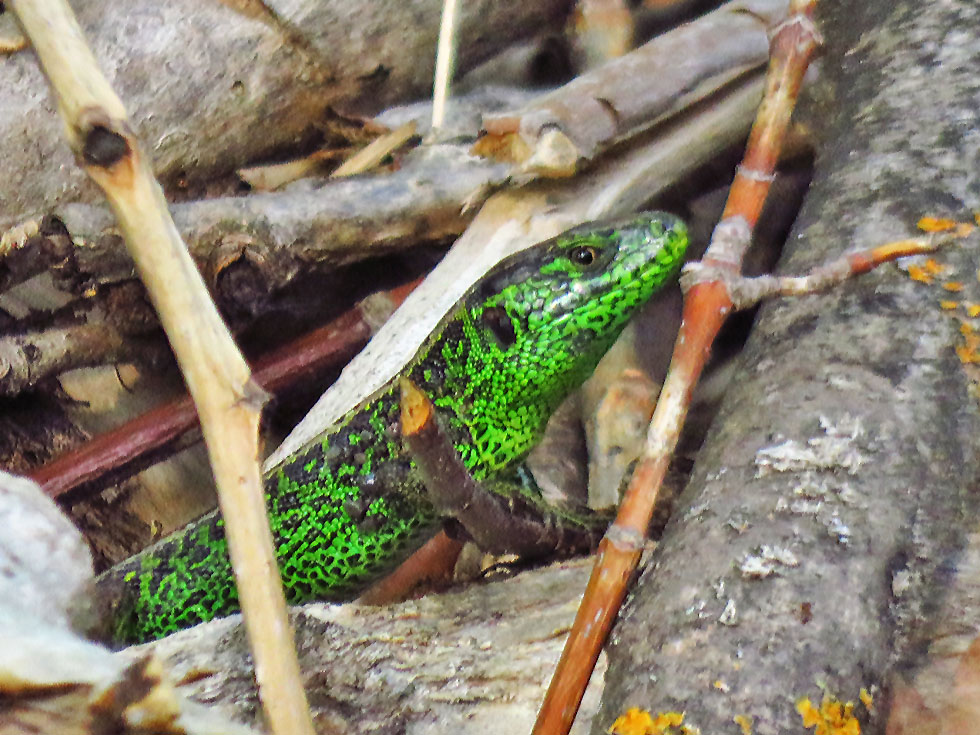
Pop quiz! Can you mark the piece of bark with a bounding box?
[1,0,574,228]
[597,2,980,733]
[134,558,605,735]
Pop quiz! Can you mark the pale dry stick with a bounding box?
[430,0,461,131]
[331,120,418,178]
[684,234,956,309]
[532,2,822,733]
[7,3,318,735]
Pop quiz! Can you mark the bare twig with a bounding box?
[681,234,958,309]
[30,280,419,501]
[476,0,788,177]
[331,121,418,178]
[399,377,599,556]
[431,0,461,131]
[532,3,821,733]
[7,2,317,735]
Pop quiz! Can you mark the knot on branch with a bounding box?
[207,234,271,322]
[76,109,136,174]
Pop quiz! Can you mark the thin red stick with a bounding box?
[533,4,822,733]
[31,279,419,500]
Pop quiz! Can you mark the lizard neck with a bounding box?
[410,298,628,478]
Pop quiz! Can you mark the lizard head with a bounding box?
[447,211,688,473]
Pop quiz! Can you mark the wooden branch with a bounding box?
[0,323,128,397]
[399,377,601,556]
[532,3,821,733]
[430,0,461,131]
[1,0,577,228]
[6,3,316,735]
[475,0,789,177]
[30,280,419,501]
[136,558,607,735]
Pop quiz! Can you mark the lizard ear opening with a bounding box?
[481,305,517,349]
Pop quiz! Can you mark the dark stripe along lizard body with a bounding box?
[99,212,689,643]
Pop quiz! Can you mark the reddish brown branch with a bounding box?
[30,279,419,501]
[533,3,822,733]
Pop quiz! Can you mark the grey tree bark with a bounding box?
[0,0,572,228]
[598,2,980,734]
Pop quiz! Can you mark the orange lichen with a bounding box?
[940,300,959,310]
[923,258,946,275]
[907,264,933,284]
[943,281,965,292]
[859,688,873,711]
[917,216,958,232]
[796,696,860,735]
[607,709,686,735]
[966,303,980,318]
[957,322,980,364]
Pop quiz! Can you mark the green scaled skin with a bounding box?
[99,212,689,644]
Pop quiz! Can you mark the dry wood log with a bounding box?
[132,557,606,735]
[476,0,787,178]
[0,0,574,228]
[597,2,980,733]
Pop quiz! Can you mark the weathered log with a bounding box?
[0,0,574,227]
[136,558,605,735]
[597,2,980,733]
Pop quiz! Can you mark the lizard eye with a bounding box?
[569,245,598,266]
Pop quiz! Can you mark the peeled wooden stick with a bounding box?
[431,0,461,131]
[6,3,317,735]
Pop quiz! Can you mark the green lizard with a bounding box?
[99,212,688,644]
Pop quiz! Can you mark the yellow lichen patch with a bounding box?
[796,696,860,735]
[607,708,686,735]
[713,679,730,692]
[974,212,980,227]
[917,216,958,232]
[957,322,980,364]
[924,258,947,275]
[940,300,959,310]
[609,708,654,735]
[966,303,980,318]
[733,713,753,735]
[907,264,933,284]
[859,688,873,711]
[943,281,965,292]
